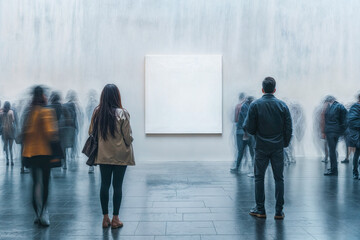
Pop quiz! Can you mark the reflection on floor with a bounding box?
[0,157,359,240]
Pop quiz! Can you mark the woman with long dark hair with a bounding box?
[89,84,135,228]
[1,101,15,165]
[22,86,58,226]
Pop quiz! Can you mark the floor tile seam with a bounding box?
[133,221,141,235]
[210,220,218,235]
[301,226,319,240]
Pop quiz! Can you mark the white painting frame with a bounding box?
[145,55,222,134]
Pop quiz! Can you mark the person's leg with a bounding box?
[111,166,127,228]
[31,167,42,216]
[247,137,255,177]
[41,166,51,212]
[231,134,244,171]
[62,148,67,169]
[353,148,360,177]
[99,165,112,215]
[4,139,9,164]
[254,149,269,211]
[270,149,285,214]
[324,140,329,161]
[37,165,51,226]
[236,134,246,169]
[327,134,340,173]
[9,139,14,165]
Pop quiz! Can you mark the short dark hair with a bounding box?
[239,92,246,100]
[247,96,255,103]
[324,95,336,103]
[262,77,276,93]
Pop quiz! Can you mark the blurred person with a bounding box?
[17,98,32,174]
[48,91,63,121]
[1,101,15,165]
[88,84,135,229]
[86,89,98,174]
[230,96,255,176]
[235,92,246,123]
[60,92,78,169]
[323,96,347,176]
[22,86,58,226]
[284,102,306,164]
[348,93,360,179]
[231,92,248,171]
[243,77,292,220]
[313,98,331,162]
[66,90,84,159]
[341,102,354,164]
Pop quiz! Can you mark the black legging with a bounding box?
[100,165,127,215]
[31,166,51,215]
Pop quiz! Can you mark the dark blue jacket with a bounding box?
[348,103,360,130]
[243,94,292,151]
[236,100,251,134]
[324,101,347,135]
[347,103,360,147]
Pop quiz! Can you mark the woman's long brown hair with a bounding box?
[92,84,123,141]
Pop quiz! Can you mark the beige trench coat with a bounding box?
[89,108,135,166]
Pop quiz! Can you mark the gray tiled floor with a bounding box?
[0,157,360,239]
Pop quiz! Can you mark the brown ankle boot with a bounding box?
[111,217,123,229]
[102,215,111,228]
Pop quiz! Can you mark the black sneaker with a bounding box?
[274,211,285,220]
[230,168,238,173]
[249,207,266,218]
[341,159,349,163]
[324,170,338,176]
[321,158,328,163]
[353,174,359,179]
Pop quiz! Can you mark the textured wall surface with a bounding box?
[1,0,359,161]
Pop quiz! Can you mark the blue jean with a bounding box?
[235,133,255,169]
[254,148,284,212]
[326,133,340,172]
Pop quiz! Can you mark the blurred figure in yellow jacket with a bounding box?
[22,86,58,227]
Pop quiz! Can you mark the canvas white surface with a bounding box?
[145,55,222,134]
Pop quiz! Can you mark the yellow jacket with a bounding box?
[22,106,58,157]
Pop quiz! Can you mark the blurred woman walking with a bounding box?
[22,86,59,226]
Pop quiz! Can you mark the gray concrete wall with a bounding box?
[1,0,360,161]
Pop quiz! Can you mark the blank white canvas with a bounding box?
[145,55,222,134]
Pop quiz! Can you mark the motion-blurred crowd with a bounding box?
[0,87,98,174]
[232,92,360,178]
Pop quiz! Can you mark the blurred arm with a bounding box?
[283,105,293,148]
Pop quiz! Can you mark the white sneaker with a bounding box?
[247,172,254,178]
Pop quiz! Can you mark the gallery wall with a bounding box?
[1,0,360,162]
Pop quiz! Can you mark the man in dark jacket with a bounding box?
[243,77,292,220]
[347,93,360,179]
[323,96,347,176]
[230,96,255,173]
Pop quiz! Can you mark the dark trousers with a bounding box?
[254,148,284,212]
[235,134,255,169]
[326,133,340,172]
[353,148,360,175]
[100,165,127,215]
[31,166,51,216]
